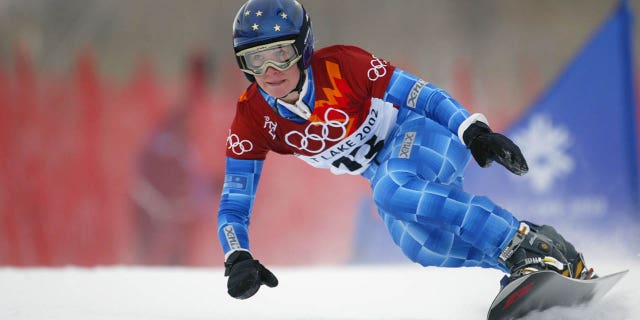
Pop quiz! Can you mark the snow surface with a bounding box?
[1,251,638,320]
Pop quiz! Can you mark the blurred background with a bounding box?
[0,0,638,267]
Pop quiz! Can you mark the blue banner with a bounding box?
[465,1,639,242]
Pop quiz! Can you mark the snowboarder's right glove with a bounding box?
[462,121,529,176]
[224,250,278,299]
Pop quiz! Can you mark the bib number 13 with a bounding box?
[332,135,384,173]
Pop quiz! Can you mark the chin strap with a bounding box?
[276,69,312,120]
[293,69,306,94]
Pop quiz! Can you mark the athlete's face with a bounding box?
[254,65,301,100]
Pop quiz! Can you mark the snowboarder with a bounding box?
[219,0,593,300]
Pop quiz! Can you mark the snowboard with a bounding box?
[487,269,628,320]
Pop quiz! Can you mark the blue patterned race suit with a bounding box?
[219,46,518,271]
[366,73,518,270]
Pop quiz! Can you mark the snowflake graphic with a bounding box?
[512,115,574,193]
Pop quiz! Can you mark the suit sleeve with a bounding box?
[217,156,264,257]
[383,68,471,136]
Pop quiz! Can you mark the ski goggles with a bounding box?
[236,40,302,76]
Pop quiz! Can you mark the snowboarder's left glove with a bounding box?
[463,121,528,176]
[224,250,278,299]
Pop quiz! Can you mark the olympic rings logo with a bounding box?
[285,108,349,154]
[367,55,388,81]
[226,131,254,155]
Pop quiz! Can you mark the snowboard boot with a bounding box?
[498,222,594,284]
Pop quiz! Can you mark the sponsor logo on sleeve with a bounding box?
[224,175,248,190]
[223,225,241,250]
[406,79,427,109]
[398,131,416,158]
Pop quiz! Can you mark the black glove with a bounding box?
[224,250,278,299]
[463,121,529,176]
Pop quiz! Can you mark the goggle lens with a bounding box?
[238,42,301,75]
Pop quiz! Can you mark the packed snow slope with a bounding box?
[1,251,638,320]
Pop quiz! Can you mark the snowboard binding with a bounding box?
[498,222,594,286]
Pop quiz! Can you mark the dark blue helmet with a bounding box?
[233,0,314,81]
